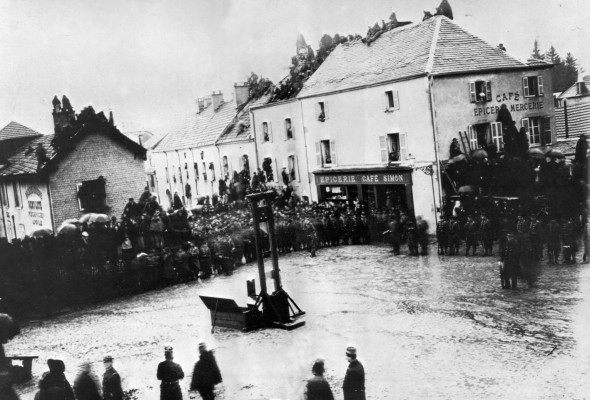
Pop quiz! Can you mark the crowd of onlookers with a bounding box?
[0,187,390,319]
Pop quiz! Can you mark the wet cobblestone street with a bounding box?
[8,244,590,399]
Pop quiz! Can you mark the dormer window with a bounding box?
[469,81,492,103]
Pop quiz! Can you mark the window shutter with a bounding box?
[485,81,492,102]
[521,118,529,140]
[269,122,274,142]
[538,76,544,96]
[383,92,390,111]
[291,123,295,139]
[393,91,400,110]
[315,142,321,166]
[275,157,280,185]
[324,102,329,120]
[542,116,551,144]
[379,136,387,162]
[399,133,408,161]
[468,125,478,151]
[523,77,529,97]
[469,82,476,103]
[259,124,265,143]
[315,103,320,119]
[491,122,503,150]
[329,140,337,165]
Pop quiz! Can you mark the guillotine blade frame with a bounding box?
[246,191,305,330]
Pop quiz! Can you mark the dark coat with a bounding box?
[102,367,123,400]
[305,375,334,400]
[73,371,102,400]
[343,360,365,400]
[190,351,222,390]
[157,360,184,400]
[38,372,75,400]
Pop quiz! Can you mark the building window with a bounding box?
[288,155,298,181]
[384,90,400,111]
[467,122,504,151]
[208,162,215,181]
[316,102,328,122]
[12,181,21,208]
[523,76,544,98]
[77,177,107,211]
[222,156,229,177]
[194,162,199,181]
[165,167,169,184]
[262,122,270,142]
[522,117,551,146]
[285,118,293,139]
[262,157,274,182]
[202,162,207,181]
[316,140,336,167]
[1,183,8,207]
[379,133,408,162]
[469,81,492,103]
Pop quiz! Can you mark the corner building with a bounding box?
[291,15,554,227]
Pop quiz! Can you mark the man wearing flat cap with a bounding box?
[343,346,365,400]
[157,346,184,400]
[102,356,123,400]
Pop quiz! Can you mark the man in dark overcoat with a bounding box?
[157,347,184,400]
[343,346,365,400]
[189,342,222,400]
[102,356,123,400]
[500,232,519,289]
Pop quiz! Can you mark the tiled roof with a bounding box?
[0,134,55,176]
[555,102,590,139]
[299,16,532,98]
[216,106,252,145]
[430,17,527,75]
[0,121,43,141]
[154,100,238,152]
[558,81,590,99]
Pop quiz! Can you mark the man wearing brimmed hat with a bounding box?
[102,356,123,400]
[157,346,184,400]
[343,346,365,400]
[189,342,222,400]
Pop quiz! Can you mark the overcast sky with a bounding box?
[0,0,588,137]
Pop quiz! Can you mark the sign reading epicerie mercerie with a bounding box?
[473,91,544,117]
[316,171,411,186]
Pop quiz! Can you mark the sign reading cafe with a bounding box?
[316,171,411,186]
[473,90,544,117]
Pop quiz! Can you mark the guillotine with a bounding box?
[200,191,305,331]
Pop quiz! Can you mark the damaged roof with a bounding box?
[299,16,539,98]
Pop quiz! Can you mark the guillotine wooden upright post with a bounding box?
[247,191,305,330]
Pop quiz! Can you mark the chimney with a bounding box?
[211,91,224,111]
[197,97,205,113]
[234,82,250,108]
[52,94,75,133]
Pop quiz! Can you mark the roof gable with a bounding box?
[430,18,525,75]
[0,122,43,141]
[0,120,146,178]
